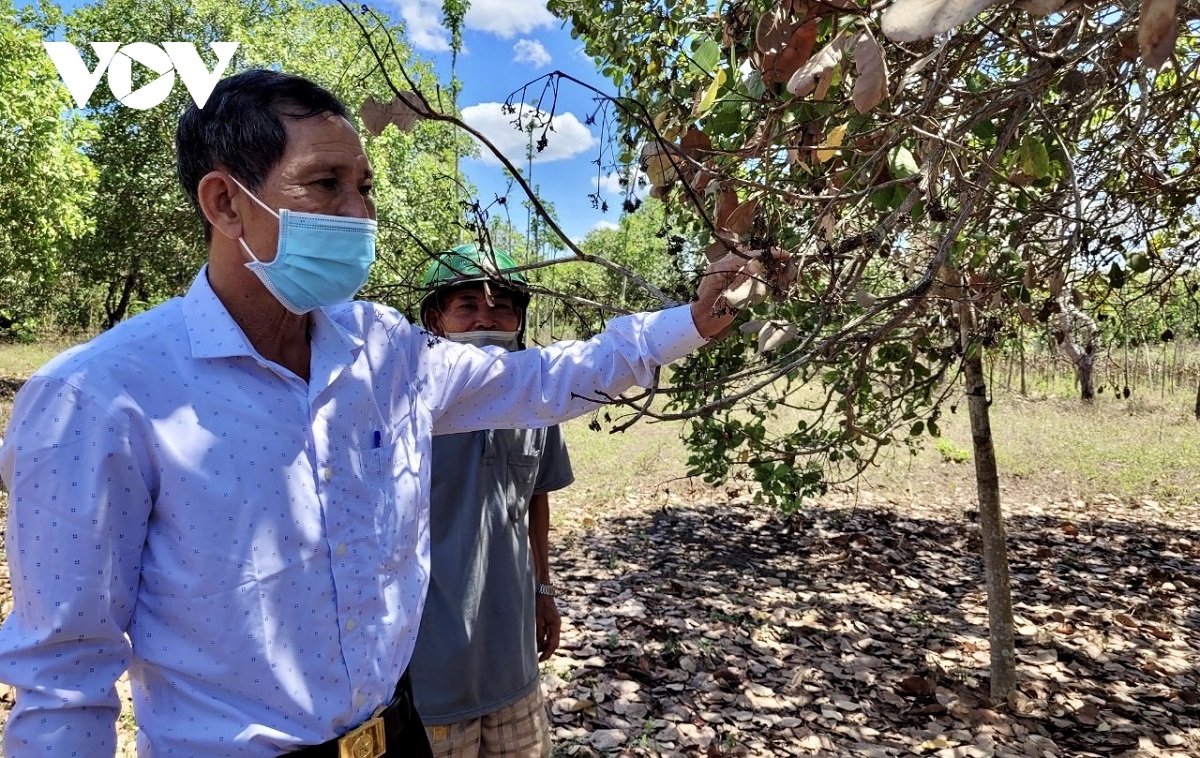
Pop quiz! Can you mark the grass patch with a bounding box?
[557,410,693,525]
[863,390,1200,509]
[989,394,1200,504]
[0,339,80,377]
[934,437,971,464]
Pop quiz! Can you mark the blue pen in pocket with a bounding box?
[373,430,382,449]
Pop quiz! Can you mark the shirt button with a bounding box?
[323,467,334,481]
[354,692,366,709]
[345,618,357,631]
[337,543,347,556]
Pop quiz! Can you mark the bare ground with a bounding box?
[542,483,1200,757]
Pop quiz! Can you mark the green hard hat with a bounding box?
[419,244,529,320]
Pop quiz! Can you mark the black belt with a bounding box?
[286,671,432,758]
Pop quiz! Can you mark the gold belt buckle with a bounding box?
[337,710,386,758]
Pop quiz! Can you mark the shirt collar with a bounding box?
[182,266,364,363]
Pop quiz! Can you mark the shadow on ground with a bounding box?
[0,378,23,402]
[545,497,1200,757]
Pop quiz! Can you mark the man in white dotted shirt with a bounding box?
[0,69,772,757]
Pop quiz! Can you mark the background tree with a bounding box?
[0,0,97,338]
[59,0,262,327]
[13,0,468,329]
[531,198,692,339]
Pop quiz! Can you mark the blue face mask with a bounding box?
[232,176,377,314]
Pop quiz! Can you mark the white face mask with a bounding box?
[446,330,521,351]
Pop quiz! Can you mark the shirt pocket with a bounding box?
[357,434,421,564]
[504,451,541,522]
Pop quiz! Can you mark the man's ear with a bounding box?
[423,308,444,336]
[197,170,246,242]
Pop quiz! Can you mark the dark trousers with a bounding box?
[286,671,434,757]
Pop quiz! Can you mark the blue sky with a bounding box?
[26,0,633,243]
[382,0,630,243]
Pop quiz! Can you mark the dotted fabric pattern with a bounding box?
[0,267,704,757]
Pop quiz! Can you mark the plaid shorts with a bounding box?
[424,686,550,758]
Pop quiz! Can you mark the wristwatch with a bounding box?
[535,582,557,597]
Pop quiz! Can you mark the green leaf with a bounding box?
[1019,135,1051,179]
[889,146,919,179]
[971,119,996,141]
[691,37,720,74]
[910,197,926,222]
[697,69,727,116]
[869,186,894,211]
[742,69,765,100]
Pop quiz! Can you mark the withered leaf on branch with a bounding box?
[786,31,851,97]
[1138,0,1178,69]
[755,8,795,55]
[359,93,424,136]
[722,197,760,235]
[722,259,769,309]
[762,19,819,85]
[360,96,390,136]
[680,126,713,162]
[1017,0,1067,15]
[640,141,681,187]
[723,275,770,310]
[675,127,710,184]
[713,187,741,229]
[852,29,889,113]
[758,321,800,353]
[816,123,848,163]
[810,0,861,14]
[704,238,739,264]
[880,0,1005,43]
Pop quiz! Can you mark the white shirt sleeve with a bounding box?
[0,377,151,757]
[419,305,706,435]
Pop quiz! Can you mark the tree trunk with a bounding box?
[1161,342,1168,398]
[1077,354,1094,401]
[1019,338,1027,396]
[1053,292,1097,402]
[106,270,138,329]
[1171,338,1180,394]
[1123,333,1130,396]
[1193,376,1200,420]
[960,302,1017,701]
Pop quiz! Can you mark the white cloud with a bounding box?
[461,102,596,166]
[465,0,556,38]
[388,0,451,51]
[388,0,555,49]
[513,39,551,67]
[590,220,620,233]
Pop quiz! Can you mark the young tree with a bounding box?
[529,0,1200,700]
